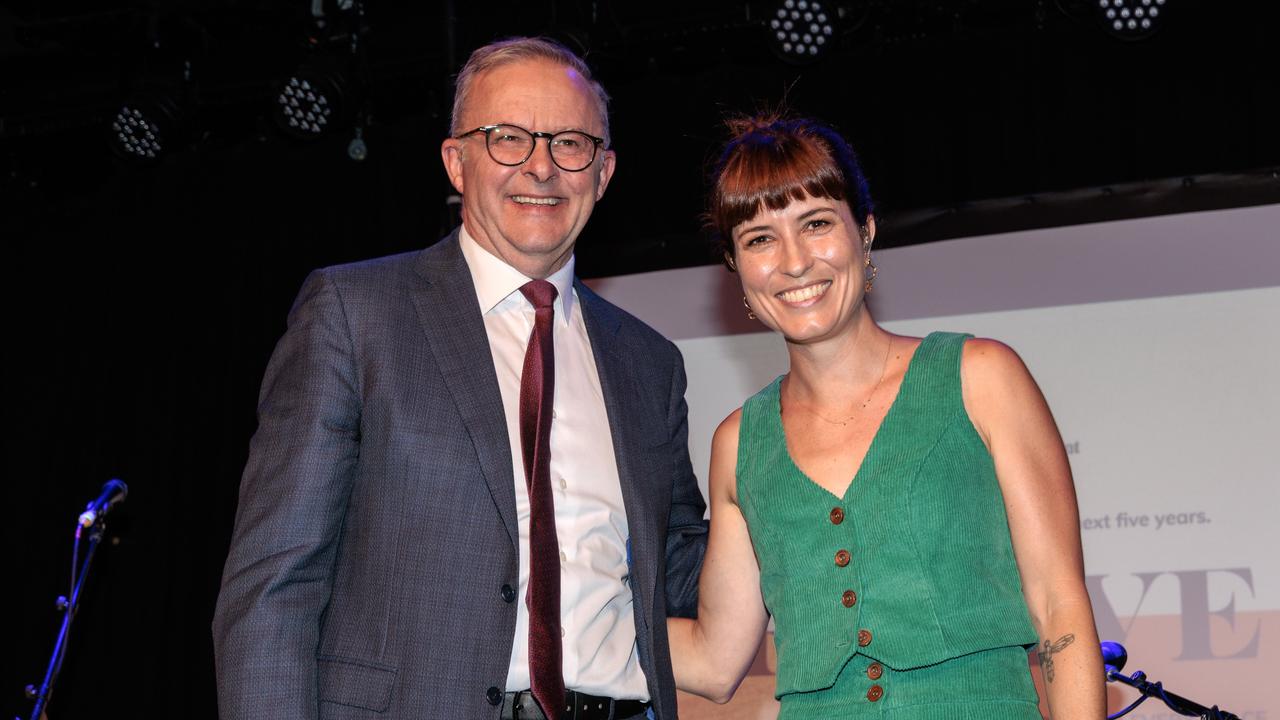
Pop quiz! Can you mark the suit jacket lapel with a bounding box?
[410,233,518,547]
[578,281,661,629]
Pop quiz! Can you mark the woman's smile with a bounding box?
[776,280,832,306]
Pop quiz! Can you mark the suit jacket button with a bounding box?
[841,590,858,607]
[486,686,503,706]
[867,662,884,680]
[834,549,851,567]
[867,684,884,702]
[501,584,516,603]
[829,507,845,524]
[858,628,873,647]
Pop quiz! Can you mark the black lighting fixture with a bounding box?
[1095,0,1168,40]
[269,1,366,143]
[105,14,197,164]
[108,93,184,162]
[767,0,839,64]
[106,66,197,165]
[271,66,346,139]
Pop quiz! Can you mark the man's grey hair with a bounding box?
[450,36,611,146]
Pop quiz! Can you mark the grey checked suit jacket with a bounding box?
[213,231,707,720]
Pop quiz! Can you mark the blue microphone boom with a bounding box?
[1102,640,1239,720]
[77,479,129,528]
[1100,640,1127,676]
[24,478,129,720]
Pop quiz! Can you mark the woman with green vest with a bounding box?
[667,114,1106,719]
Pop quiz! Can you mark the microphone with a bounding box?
[1100,640,1128,677]
[77,479,129,528]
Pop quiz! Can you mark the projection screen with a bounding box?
[588,203,1280,719]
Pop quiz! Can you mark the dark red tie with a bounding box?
[518,280,564,720]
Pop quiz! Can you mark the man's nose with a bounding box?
[523,138,559,182]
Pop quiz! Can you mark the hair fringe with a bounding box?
[705,113,874,271]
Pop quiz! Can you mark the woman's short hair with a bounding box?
[707,114,874,268]
[451,36,611,146]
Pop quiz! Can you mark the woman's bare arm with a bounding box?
[963,339,1106,720]
[668,410,771,703]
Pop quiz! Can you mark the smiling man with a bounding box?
[213,37,707,720]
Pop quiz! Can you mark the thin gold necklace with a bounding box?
[790,337,894,427]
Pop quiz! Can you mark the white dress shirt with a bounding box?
[458,227,649,700]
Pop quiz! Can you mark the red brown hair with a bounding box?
[707,114,874,269]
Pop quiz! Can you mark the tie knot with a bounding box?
[520,279,558,310]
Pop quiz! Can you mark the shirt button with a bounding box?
[559,478,567,490]
[867,684,884,702]
[486,686,503,706]
[834,549,851,567]
[841,590,858,607]
[867,662,883,680]
[501,584,516,603]
[858,629,873,647]
[829,507,845,524]
[561,627,566,638]
[559,550,567,563]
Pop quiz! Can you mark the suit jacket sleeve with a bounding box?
[212,268,361,719]
[662,345,708,619]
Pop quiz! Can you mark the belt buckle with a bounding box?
[509,689,623,720]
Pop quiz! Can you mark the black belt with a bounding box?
[500,689,650,720]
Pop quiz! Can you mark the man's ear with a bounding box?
[594,149,617,201]
[441,138,466,194]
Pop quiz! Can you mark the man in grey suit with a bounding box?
[213,37,707,720]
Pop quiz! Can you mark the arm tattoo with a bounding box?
[1037,634,1075,683]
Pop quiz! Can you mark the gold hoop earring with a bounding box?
[859,225,878,292]
[742,295,757,321]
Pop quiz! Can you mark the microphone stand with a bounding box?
[22,517,109,720]
[1106,667,1240,720]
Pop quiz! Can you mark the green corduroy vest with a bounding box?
[736,332,1038,698]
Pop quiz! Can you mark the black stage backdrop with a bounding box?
[6,122,453,716]
[3,2,1278,717]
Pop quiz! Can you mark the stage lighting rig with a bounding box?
[108,94,184,162]
[767,0,839,63]
[270,1,367,142]
[102,15,202,164]
[1095,0,1167,40]
[273,68,346,139]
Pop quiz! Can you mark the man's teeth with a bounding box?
[779,282,830,303]
[512,196,560,206]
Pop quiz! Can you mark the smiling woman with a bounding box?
[708,116,874,265]
[707,116,876,347]
[668,114,1106,719]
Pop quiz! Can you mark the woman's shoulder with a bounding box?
[959,335,1030,386]
[957,336,1044,442]
[712,407,744,449]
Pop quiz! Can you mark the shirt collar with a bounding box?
[458,225,576,321]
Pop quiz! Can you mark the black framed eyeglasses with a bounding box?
[456,124,606,172]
